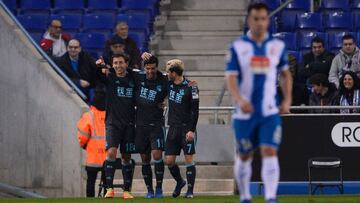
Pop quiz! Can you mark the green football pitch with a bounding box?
[0,195,360,203]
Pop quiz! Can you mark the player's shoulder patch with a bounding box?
[191,85,199,100]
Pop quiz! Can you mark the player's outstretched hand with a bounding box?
[238,99,254,113]
[141,52,152,61]
[80,79,90,88]
[186,131,194,142]
[96,56,105,67]
[280,100,291,114]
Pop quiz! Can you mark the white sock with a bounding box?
[261,156,280,200]
[234,158,252,201]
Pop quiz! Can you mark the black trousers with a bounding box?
[85,166,106,197]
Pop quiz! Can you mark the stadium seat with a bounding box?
[297,31,328,50]
[272,32,297,51]
[20,0,51,15]
[285,0,311,11]
[296,13,322,32]
[87,0,118,14]
[351,0,360,13]
[279,10,304,32]
[74,33,106,50]
[288,50,302,63]
[320,0,350,13]
[127,13,151,36]
[328,32,355,52]
[259,0,281,11]
[128,31,145,49]
[117,14,130,23]
[29,32,43,44]
[353,13,360,32]
[53,0,85,15]
[121,0,156,18]
[17,15,49,33]
[83,14,115,34]
[324,12,352,33]
[50,15,82,33]
[2,0,17,14]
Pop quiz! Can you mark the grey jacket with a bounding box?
[328,47,360,88]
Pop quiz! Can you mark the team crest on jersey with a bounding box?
[156,85,162,92]
[250,56,270,74]
[179,89,185,95]
[141,82,145,86]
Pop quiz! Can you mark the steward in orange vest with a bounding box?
[77,85,106,197]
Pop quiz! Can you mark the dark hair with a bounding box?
[144,55,159,67]
[247,2,269,14]
[309,73,330,87]
[168,65,183,76]
[339,71,360,93]
[342,34,356,43]
[112,53,128,63]
[311,37,324,47]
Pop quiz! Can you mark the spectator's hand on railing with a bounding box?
[141,52,152,61]
[80,79,90,88]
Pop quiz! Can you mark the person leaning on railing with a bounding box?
[308,73,339,113]
[338,71,360,114]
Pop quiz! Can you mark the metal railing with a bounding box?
[0,1,87,101]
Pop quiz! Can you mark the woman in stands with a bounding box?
[338,71,360,113]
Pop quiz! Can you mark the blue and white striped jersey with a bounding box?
[226,32,289,119]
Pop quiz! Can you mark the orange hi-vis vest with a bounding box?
[77,106,106,168]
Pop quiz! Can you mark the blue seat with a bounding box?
[29,32,43,43]
[128,31,145,49]
[53,0,85,15]
[127,13,150,36]
[320,0,349,13]
[279,10,304,32]
[259,0,280,11]
[87,0,118,14]
[296,12,322,32]
[272,32,297,51]
[117,14,130,22]
[20,0,51,15]
[324,12,352,32]
[285,0,311,11]
[50,15,82,32]
[17,15,49,33]
[288,50,302,63]
[351,0,360,13]
[121,0,156,18]
[328,32,354,51]
[297,31,328,50]
[353,13,360,32]
[2,0,17,13]
[83,14,115,33]
[74,33,106,50]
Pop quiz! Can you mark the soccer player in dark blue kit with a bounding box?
[165,59,199,198]
[96,54,136,199]
[133,56,168,198]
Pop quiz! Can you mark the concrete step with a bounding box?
[186,75,225,91]
[157,38,234,50]
[110,165,234,179]
[169,10,246,17]
[170,0,248,11]
[158,57,225,72]
[198,112,233,125]
[162,31,242,39]
[164,19,243,32]
[111,179,234,196]
[169,15,244,21]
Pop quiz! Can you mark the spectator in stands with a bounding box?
[114,22,141,69]
[338,71,360,113]
[308,73,339,113]
[329,34,360,88]
[288,53,310,106]
[55,39,98,100]
[77,84,107,197]
[102,36,138,69]
[40,19,71,58]
[298,37,335,84]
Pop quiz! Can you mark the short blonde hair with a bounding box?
[166,59,184,71]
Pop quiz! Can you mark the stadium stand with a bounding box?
[20,0,51,15]
[53,0,85,15]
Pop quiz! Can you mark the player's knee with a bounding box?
[107,148,117,159]
[140,154,151,163]
[152,150,162,160]
[165,157,175,166]
[184,155,193,164]
[260,146,277,157]
[121,153,131,163]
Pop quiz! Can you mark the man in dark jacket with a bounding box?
[298,37,335,84]
[55,39,98,100]
[308,73,338,113]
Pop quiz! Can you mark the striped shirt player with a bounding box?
[225,4,292,203]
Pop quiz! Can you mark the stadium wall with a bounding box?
[0,7,88,197]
